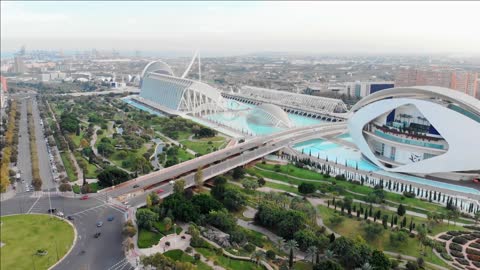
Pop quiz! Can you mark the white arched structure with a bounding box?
[247,103,294,128]
[141,61,175,78]
[348,86,480,181]
[239,86,348,113]
[140,72,226,116]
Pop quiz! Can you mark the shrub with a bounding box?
[194,253,201,261]
[447,231,465,236]
[449,243,463,251]
[185,247,192,253]
[439,234,453,241]
[467,248,480,256]
[450,250,465,258]
[464,225,480,231]
[471,242,480,249]
[403,191,416,198]
[452,236,468,245]
[266,250,276,260]
[244,243,255,253]
[441,252,453,261]
[455,258,470,265]
[467,254,480,262]
[463,234,477,241]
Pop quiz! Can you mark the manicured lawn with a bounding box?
[68,130,85,148]
[153,220,183,235]
[264,182,299,194]
[317,205,450,268]
[74,153,99,179]
[60,152,77,181]
[196,248,264,270]
[181,140,225,155]
[164,249,212,270]
[253,163,472,224]
[0,214,74,270]
[137,229,162,248]
[72,182,99,194]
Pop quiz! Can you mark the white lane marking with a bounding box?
[69,204,107,216]
[27,195,43,213]
[107,258,128,270]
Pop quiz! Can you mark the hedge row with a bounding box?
[27,100,42,191]
[467,254,480,263]
[0,100,19,192]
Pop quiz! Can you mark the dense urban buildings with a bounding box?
[395,67,479,98]
[349,86,480,181]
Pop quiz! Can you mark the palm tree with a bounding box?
[285,240,298,269]
[277,237,285,251]
[306,246,318,264]
[324,249,335,259]
[357,262,373,270]
[251,250,266,265]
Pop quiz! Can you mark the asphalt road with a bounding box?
[31,98,56,191]
[0,193,130,270]
[16,98,33,193]
[118,124,347,207]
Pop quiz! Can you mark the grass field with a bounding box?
[60,152,77,181]
[252,163,472,223]
[163,249,212,270]
[317,205,450,268]
[0,214,75,270]
[196,247,264,270]
[137,229,163,249]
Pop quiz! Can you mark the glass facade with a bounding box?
[140,75,192,110]
[373,130,445,150]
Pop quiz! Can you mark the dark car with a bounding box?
[133,184,139,188]
[94,232,101,238]
[67,216,74,220]
[107,216,115,221]
[47,208,57,213]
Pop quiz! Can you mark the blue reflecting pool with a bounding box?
[294,135,480,195]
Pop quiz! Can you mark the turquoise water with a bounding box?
[122,97,166,117]
[294,135,480,195]
[207,99,323,136]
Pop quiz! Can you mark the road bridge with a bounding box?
[101,123,347,207]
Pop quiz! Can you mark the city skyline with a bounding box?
[2,1,480,56]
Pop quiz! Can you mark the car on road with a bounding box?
[132,184,139,188]
[96,221,103,227]
[67,216,74,220]
[56,211,64,217]
[156,189,164,194]
[94,232,101,238]
[80,195,89,200]
[47,208,57,213]
[107,216,115,221]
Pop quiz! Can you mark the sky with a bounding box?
[2,1,480,56]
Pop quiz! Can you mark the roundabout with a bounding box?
[0,214,75,270]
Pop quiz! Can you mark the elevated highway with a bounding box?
[102,123,347,207]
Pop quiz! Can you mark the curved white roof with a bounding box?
[248,103,293,128]
[348,87,480,174]
[351,86,480,116]
[141,61,175,78]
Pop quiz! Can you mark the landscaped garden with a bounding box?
[0,214,75,270]
[435,226,480,269]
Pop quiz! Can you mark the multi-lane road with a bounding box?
[2,94,130,270]
[108,123,347,207]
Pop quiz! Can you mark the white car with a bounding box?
[56,211,64,217]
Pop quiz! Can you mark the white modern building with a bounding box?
[139,58,227,116]
[246,103,294,128]
[348,86,480,181]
